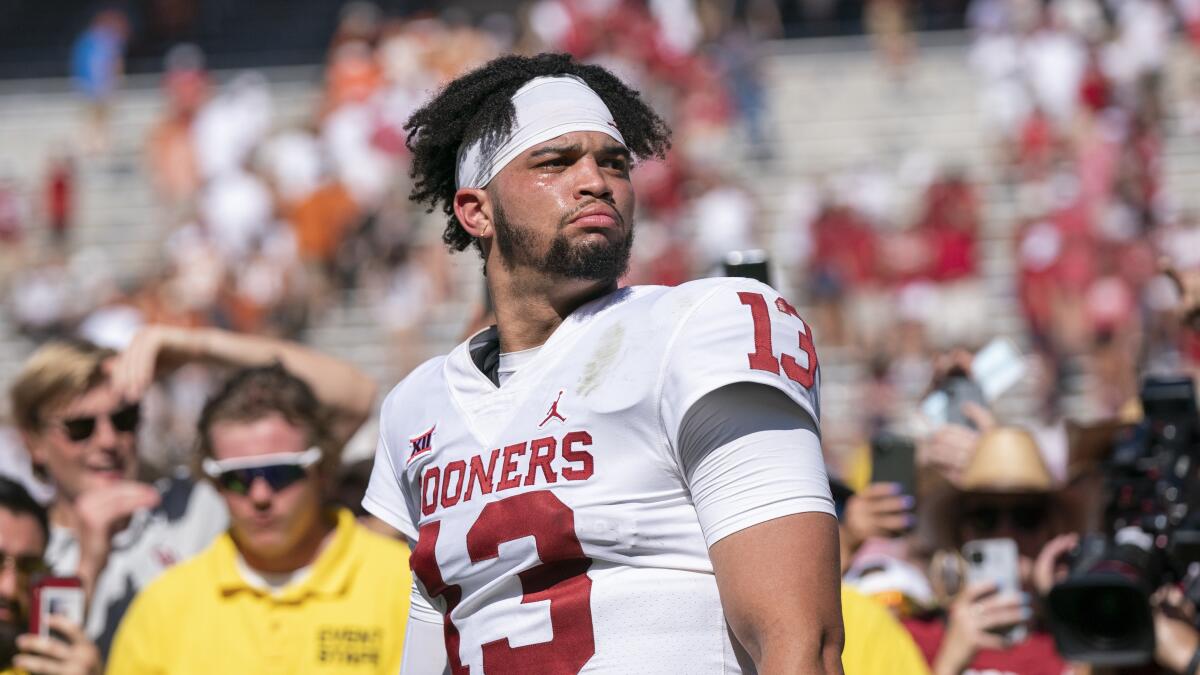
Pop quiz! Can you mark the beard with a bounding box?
[0,599,25,669]
[492,200,633,283]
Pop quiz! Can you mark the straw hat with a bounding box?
[959,426,1053,494]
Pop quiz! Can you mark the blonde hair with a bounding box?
[9,340,116,433]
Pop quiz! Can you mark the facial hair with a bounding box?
[0,598,24,669]
[492,200,633,283]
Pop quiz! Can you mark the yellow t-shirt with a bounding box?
[106,509,411,675]
[842,586,931,675]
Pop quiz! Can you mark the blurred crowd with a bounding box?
[1,0,1200,673]
[0,0,784,466]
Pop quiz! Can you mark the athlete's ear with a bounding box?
[454,188,493,241]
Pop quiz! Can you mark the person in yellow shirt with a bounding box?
[842,584,931,675]
[829,478,930,675]
[107,364,410,674]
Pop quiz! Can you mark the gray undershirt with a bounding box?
[677,383,819,482]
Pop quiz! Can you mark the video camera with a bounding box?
[1047,376,1200,666]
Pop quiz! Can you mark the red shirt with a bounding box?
[903,616,1071,675]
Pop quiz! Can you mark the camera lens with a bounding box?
[1073,586,1144,646]
[970,551,984,564]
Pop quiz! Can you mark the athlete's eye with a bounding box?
[604,157,629,172]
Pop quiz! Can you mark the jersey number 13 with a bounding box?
[411,491,595,674]
[737,291,818,387]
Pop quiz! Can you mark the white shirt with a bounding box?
[365,277,832,674]
[47,477,228,657]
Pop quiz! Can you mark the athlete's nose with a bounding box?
[573,155,613,202]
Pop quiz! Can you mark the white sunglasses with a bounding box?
[202,447,322,495]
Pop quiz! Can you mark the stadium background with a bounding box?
[0,0,1194,493]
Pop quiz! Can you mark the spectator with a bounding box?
[839,480,916,572]
[0,477,100,675]
[106,364,410,674]
[43,154,75,249]
[146,45,209,209]
[8,254,83,343]
[8,340,225,658]
[0,174,22,247]
[191,72,272,183]
[70,10,129,155]
[906,427,1071,675]
[865,0,915,80]
[0,174,26,290]
[687,170,759,273]
[842,585,932,674]
[8,325,380,658]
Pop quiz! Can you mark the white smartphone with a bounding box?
[31,577,85,640]
[971,338,1026,403]
[962,538,1028,644]
[920,338,1026,430]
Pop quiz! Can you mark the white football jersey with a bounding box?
[365,277,827,674]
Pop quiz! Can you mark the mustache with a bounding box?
[0,597,23,625]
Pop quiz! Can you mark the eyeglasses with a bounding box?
[964,501,1049,534]
[0,551,47,578]
[202,448,322,496]
[55,403,141,443]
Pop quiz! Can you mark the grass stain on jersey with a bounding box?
[577,323,624,396]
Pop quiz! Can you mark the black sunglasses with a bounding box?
[0,550,48,577]
[57,403,140,443]
[964,502,1048,534]
[211,465,311,496]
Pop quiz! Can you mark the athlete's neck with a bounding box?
[487,270,616,353]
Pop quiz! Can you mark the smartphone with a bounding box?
[870,432,917,499]
[920,338,1024,430]
[30,577,84,640]
[971,338,1026,402]
[962,538,1028,643]
[943,376,989,429]
[723,250,771,285]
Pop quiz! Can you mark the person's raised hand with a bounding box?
[1161,259,1200,332]
[108,325,201,403]
[930,349,976,387]
[74,481,160,601]
[1151,585,1200,674]
[934,581,1030,675]
[15,614,101,675]
[1032,533,1078,597]
[75,481,160,548]
[843,482,915,552]
[918,403,993,486]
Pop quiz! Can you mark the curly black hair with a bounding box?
[405,53,672,254]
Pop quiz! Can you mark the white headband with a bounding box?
[455,75,627,190]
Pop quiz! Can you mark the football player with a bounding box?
[365,53,843,674]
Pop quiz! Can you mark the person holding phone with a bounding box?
[0,477,99,675]
[7,325,381,658]
[904,427,1073,675]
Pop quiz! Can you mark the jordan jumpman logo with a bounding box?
[539,390,567,427]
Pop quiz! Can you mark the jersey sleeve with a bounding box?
[660,278,821,455]
[362,415,419,542]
